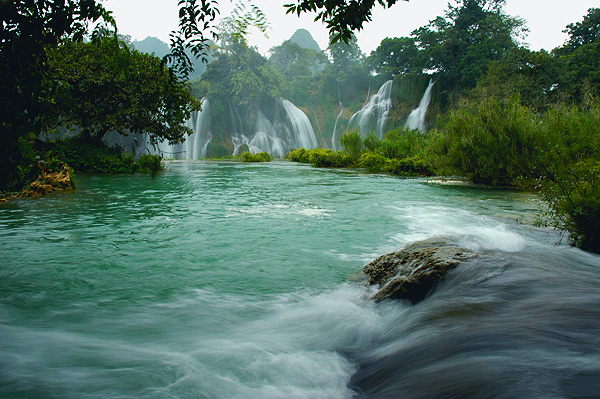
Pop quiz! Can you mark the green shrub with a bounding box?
[340,130,363,160]
[307,149,353,167]
[535,103,600,253]
[427,97,541,186]
[358,152,387,172]
[363,134,381,153]
[287,148,310,163]
[384,156,432,176]
[538,159,600,253]
[381,128,428,160]
[33,135,163,174]
[137,154,163,173]
[239,151,272,162]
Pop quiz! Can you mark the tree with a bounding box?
[469,48,565,110]
[270,40,327,77]
[411,0,526,102]
[553,8,600,102]
[269,40,328,104]
[0,0,112,190]
[322,34,370,101]
[47,35,201,145]
[201,29,284,140]
[368,37,419,78]
[560,7,600,51]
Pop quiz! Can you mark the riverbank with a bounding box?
[0,161,75,203]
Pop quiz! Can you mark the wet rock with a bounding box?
[364,237,476,304]
[21,163,75,197]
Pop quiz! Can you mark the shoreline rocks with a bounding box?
[1,162,75,203]
[364,237,477,304]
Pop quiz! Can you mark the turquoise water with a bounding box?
[1,161,599,398]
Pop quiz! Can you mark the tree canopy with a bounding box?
[411,0,525,98]
[368,37,419,78]
[47,35,201,145]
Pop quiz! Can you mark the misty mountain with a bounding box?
[288,29,321,52]
[131,36,170,58]
[131,36,210,81]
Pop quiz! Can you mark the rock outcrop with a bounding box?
[364,237,476,304]
[22,162,75,196]
[1,162,76,203]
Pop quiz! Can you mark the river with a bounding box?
[1,161,599,398]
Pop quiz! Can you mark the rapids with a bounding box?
[1,161,599,398]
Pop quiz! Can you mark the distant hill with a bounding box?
[131,36,170,58]
[288,29,321,52]
[131,36,210,81]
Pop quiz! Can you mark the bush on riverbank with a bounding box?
[287,100,600,252]
[239,151,272,162]
[287,133,432,176]
[426,97,541,186]
[425,99,600,252]
[34,136,163,174]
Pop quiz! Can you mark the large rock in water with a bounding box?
[364,237,476,304]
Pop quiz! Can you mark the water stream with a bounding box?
[1,161,599,398]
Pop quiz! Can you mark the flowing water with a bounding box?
[1,161,599,399]
[405,79,435,133]
[348,81,393,139]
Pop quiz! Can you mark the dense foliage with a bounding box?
[47,35,201,145]
[239,151,273,162]
[288,131,432,176]
[33,136,164,174]
[0,0,111,190]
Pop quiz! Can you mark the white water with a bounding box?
[332,85,345,151]
[405,79,434,133]
[235,99,318,157]
[347,80,393,139]
[154,98,212,159]
[278,98,318,150]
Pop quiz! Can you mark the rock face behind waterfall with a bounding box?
[364,237,476,304]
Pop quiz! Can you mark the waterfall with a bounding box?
[234,98,317,157]
[156,98,212,159]
[250,111,287,157]
[331,85,344,151]
[347,80,393,139]
[331,102,344,151]
[405,79,434,133]
[230,104,250,156]
[105,96,316,159]
[277,98,318,150]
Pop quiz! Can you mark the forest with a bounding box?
[1,0,599,252]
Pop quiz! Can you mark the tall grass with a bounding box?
[427,97,542,186]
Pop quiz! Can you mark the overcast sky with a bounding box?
[102,0,597,56]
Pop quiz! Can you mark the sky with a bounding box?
[102,0,598,56]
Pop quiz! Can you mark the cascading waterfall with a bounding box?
[347,80,393,138]
[235,98,317,157]
[405,79,434,133]
[331,102,344,151]
[331,85,344,151]
[278,98,318,150]
[155,98,212,159]
[250,111,288,157]
[229,104,252,157]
